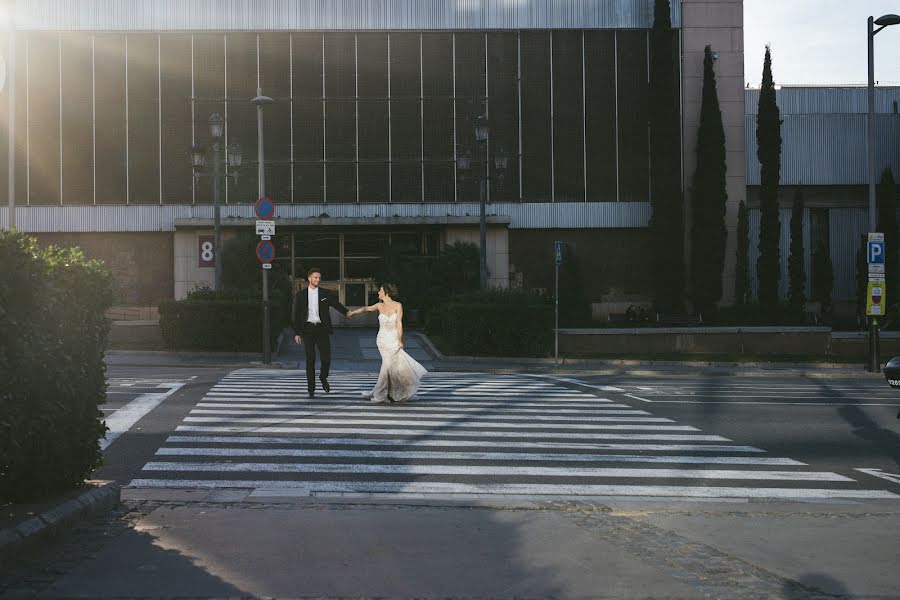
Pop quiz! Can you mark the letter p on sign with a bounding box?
[868,241,885,264]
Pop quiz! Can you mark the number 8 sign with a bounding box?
[199,235,215,267]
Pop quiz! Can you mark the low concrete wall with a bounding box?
[560,327,900,358]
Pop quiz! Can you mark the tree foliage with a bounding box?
[788,189,806,311]
[756,46,783,310]
[690,46,728,317]
[649,0,685,312]
[735,201,750,305]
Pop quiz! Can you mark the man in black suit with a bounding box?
[292,268,351,398]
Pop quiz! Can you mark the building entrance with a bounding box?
[275,230,439,306]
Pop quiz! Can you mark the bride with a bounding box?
[347,283,427,403]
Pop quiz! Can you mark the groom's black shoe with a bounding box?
[308,389,315,398]
[321,378,331,393]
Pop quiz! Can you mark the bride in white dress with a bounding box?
[347,283,427,403]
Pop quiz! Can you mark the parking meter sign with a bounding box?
[867,281,886,316]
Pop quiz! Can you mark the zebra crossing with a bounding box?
[128,370,900,501]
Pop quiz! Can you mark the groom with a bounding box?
[292,268,351,398]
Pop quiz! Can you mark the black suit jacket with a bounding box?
[292,287,350,335]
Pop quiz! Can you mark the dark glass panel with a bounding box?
[326,162,356,203]
[325,99,356,160]
[551,30,584,202]
[585,31,617,201]
[226,33,257,100]
[344,258,384,279]
[357,33,388,98]
[296,258,339,281]
[344,283,367,306]
[294,162,323,203]
[192,34,225,205]
[487,32,520,202]
[294,100,323,161]
[127,34,160,204]
[225,102,258,204]
[93,34,127,205]
[520,31,552,201]
[60,34,93,204]
[160,34,193,204]
[454,32,485,100]
[616,30,650,202]
[358,162,389,203]
[358,99,388,160]
[422,33,452,97]
[345,233,387,256]
[391,232,420,255]
[28,32,61,205]
[390,99,420,160]
[296,233,339,257]
[324,33,355,99]
[389,33,420,99]
[259,33,291,98]
[422,99,453,160]
[292,33,323,99]
[391,162,421,203]
[424,162,454,203]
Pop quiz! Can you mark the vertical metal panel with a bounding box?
[746,86,900,116]
[17,0,681,31]
[829,207,868,302]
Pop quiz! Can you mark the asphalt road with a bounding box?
[4,364,900,599]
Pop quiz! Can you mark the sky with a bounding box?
[744,0,900,87]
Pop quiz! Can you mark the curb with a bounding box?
[0,481,120,559]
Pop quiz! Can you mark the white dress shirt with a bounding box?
[306,286,321,324]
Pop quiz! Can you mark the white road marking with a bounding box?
[188,409,673,423]
[126,479,900,500]
[854,468,900,485]
[625,393,654,403]
[154,447,804,466]
[142,462,850,481]
[165,436,764,453]
[101,383,185,451]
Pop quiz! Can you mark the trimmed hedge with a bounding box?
[0,231,113,503]
[159,288,289,352]
[427,290,553,357]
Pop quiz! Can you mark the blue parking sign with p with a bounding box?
[868,241,885,264]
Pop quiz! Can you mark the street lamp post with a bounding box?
[191,113,241,291]
[867,14,900,233]
[6,2,15,230]
[252,89,274,364]
[456,119,509,291]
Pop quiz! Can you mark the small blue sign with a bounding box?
[554,241,563,265]
[868,241,885,264]
[256,240,275,263]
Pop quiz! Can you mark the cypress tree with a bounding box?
[811,241,834,315]
[756,46,782,310]
[690,46,728,317]
[735,200,750,305]
[649,0,685,313]
[788,189,806,312]
[877,168,898,306]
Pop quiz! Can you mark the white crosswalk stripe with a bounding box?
[129,369,900,501]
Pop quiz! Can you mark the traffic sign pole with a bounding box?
[554,241,562,367]
[866,232,885,372]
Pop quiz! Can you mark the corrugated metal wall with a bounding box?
[0,201,653,233]
[745,87,900,185]
[14,0,681,31]
[747,206,865,303]
[746,113,900,185]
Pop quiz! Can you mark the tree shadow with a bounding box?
[838,404,900,468]
[782,572,852,599]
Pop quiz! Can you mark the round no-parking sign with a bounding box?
[256,240,275,264]
[254,197,275,220]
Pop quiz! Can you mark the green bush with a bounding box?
[0,231,113,503]
[427,289,552,357]
[159,287,289,351]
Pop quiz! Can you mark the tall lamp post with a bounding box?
[457,115,508,290]
[5,0,15,230]
[191,113,242,291]
[867,14,900,232]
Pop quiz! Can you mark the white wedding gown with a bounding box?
[365,312,428,403]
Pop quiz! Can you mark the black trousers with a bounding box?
[302,323,331,393]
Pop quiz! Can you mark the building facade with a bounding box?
[745,85,900,314]
[0,0,745,316]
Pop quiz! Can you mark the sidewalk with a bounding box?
[105,328,887,378]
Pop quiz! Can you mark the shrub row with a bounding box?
[427,290,553,357]
[159,288,289,352]
[0,231,113,503]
